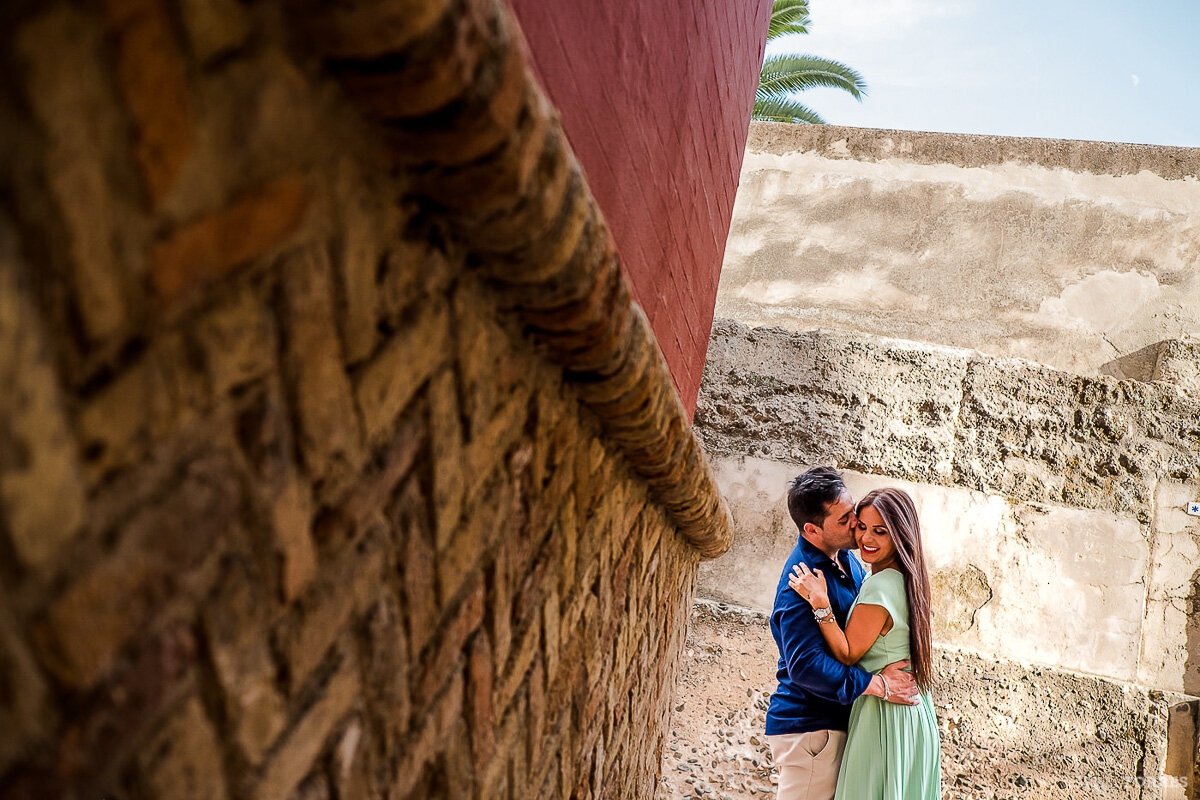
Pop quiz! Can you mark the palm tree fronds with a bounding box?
[766,0,811,39]
[755,0,866,125]
[758,54,868,100]
[752,95,826,125]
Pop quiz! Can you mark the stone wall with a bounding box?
[718,122,1200,376]
[692,319,1200,797]
[0,1,730,798]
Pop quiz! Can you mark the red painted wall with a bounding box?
[507,0,771,416]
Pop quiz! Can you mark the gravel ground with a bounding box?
[658,602,779,800]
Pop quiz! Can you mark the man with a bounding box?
[766,466,919,800]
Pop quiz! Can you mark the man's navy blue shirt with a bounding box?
[765,535,873,735]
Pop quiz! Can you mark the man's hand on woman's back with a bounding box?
[861,660,920,706]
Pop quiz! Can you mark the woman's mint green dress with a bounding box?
[834,568,941,800]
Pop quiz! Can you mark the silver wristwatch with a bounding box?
[812,606,834,623]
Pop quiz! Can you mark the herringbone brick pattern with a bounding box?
[0,0,729,797]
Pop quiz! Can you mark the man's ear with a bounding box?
[802,522,821,538]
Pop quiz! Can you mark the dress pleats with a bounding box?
[833,569,941,800]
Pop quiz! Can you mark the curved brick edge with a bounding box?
[290,0,733,558]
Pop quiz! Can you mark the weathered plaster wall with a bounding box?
[718,123,1200,375]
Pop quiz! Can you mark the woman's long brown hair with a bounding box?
[856,488,934,691]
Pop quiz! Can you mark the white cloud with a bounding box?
[812,0,968,42]
[781,0,985,89]
[1131,73,1140,87]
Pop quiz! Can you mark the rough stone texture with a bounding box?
[701,321,972,484]
[746,123,1200,179]
[1103,337,1200,400]
[1155,339,1200,398]
[718,122,1200,376]
[951,357,1199,523]
[699,320,1200,523]
[0,1,726,797]
[660,601,1199,800]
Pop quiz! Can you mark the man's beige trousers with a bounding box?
[766,730,847,800]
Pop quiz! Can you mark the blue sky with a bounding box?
[782,0,1200,147]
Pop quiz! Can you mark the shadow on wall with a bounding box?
[1187,566,1200,697]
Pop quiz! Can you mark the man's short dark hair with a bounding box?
[787,466,847,532]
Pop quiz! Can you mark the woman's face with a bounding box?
[856,505,897,570]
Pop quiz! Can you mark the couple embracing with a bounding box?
[765,467,941,800]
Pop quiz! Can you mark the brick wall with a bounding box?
[0,1,725,798]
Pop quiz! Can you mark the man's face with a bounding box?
[819,492,859,551]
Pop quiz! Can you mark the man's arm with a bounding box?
[773,591,872,705]
[775,590,920,706]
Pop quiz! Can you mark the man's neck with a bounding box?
[801,532,841,562]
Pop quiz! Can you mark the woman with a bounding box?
[788,487,941,800]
